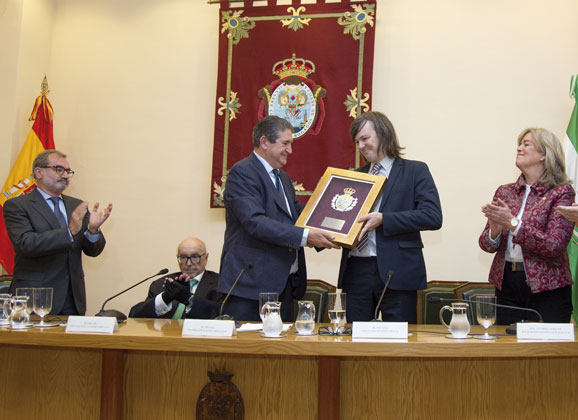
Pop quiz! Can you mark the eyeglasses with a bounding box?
[318,326,352,336]
[40,165,75,177]
[177,253,206,264]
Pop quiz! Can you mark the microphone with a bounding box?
[427,296,543,334]
[217,264,254,321]
[371,270,394,321]
[95,268,169,322]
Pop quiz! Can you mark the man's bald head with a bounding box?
[176,237,208,278]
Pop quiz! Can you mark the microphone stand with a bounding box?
[371,270,394,322]
[95,268,169,323]
[217,264,253,322]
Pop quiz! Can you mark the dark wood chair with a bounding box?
[416,281,466,324]
[454,282,495,325]
[0,275,12,294]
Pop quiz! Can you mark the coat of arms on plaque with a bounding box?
[258,53,326,138]
[331,187,358,212]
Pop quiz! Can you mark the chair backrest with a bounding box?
[454,282,495,325]
[0,275,12,294]
[417,281,466,324]
[293,279,336,323]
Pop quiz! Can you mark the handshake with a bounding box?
[161,278,192,305]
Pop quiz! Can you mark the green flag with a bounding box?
[564,74,578,323]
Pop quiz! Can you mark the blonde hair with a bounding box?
[517,128,571,188]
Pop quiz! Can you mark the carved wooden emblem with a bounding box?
[196,371,244,420]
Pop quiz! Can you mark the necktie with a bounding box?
[49,196,67,229]
[356,162,383,251]
[174,278,200,319]
[184,279,200,315]
[273,169,282,192]
[189,278,199,292]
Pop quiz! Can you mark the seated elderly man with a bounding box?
[129,237,220,319]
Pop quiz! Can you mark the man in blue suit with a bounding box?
[219,116,338,321]
[338,112,442,323]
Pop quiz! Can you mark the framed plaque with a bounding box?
[295,167,386,249]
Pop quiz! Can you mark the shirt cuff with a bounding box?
[488,230,501,246]
[301,228,309,247]
[84,229,100,243]
[154,293,172,317]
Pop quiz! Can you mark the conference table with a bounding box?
[1,319,577,420]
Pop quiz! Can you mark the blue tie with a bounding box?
[49,196,67,229]
[273,169,282,192]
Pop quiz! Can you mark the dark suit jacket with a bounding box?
[338,158,442,291]
[3,188,106,315]
[218,152,307,300]
[128,270,220,319]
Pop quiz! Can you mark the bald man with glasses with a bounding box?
[129,237,221,319]
[3,149,112,315]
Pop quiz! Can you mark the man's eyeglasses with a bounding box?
[40,165,75,177]
[177,254,206,264]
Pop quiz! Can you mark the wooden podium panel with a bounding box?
[0,345,101,420]
[1,320,577,420]
[341,357,578,419]
[124,352,317,420]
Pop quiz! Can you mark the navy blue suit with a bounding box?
[338,158,442,322]
[219,153,307,321]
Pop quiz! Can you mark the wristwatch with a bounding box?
[510,217,520,230]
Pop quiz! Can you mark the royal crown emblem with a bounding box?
[258,53,326,139]
[331,187,358,212]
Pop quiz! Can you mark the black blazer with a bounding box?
[128,270,221,319]
[3,188,106,314]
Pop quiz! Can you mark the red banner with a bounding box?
[211,0,376,207]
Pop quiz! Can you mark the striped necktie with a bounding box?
[356,162,383,251]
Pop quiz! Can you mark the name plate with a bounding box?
[352,321,408,339]
[182,319,235,337]
[517,323,575,341]
[66,316,119,334]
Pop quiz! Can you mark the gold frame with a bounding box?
[295,167,386,248]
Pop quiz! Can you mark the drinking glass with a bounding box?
[327,293,347,335]
[0,293,13,326]
[259,292,279,322]
[34,288,53,327]
[15,288,35,323]
[474,295,498,340]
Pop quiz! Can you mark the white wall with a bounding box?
[1,0,577,315]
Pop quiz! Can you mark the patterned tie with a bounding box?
[273,169,282,192]
[356,162,383,251]
[49,196,67,229]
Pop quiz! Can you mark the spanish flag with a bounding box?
[0,78,55,273]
